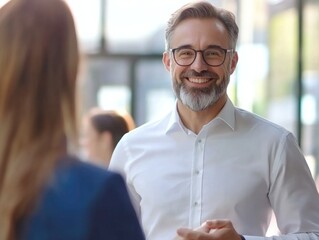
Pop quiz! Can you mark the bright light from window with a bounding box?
[0,0,9,8]
[97,86,131,112]
[65,0,101,52]
[302,94,316,125]
[106,0,191,41]
[268,0,284,4]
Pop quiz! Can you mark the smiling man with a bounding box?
[109,2,319,240]
[163,15,238,134]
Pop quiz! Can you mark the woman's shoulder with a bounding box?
[54,155,123,190]
[34,154,129,215]
[20,155,144,240]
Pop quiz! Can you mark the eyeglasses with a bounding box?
[170,46,233,67]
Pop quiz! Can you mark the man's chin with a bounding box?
[182,98,216,112]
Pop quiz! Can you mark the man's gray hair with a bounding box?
[165,1,239,50]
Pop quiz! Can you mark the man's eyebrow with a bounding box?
[173,44,193,49]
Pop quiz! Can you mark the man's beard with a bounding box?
[173,70,229,111]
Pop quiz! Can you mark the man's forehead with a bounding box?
[170,18,229,47]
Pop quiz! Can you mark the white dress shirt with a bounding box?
[109,98,319,240]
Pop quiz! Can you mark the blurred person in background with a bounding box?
[0,0,144,239]
[109,1,319,240]
[82,108,135,167]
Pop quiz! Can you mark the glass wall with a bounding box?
[0,0,318,228]
[302,0,319,179]
[231,0,319,180]
[0,0,317,233]
[1,0,315,174]
[66,0,318,177]
[66,0,239,125]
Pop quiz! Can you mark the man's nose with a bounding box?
[190,51,209,72]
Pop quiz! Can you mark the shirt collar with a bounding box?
[213,97,235,131]
[165,100,183,134]
[165,98,235,134]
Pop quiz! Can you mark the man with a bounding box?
[109,1,319,240]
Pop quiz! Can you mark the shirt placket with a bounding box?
[189,136,205,228]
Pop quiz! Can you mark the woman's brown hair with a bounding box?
[89,109,134,150]
[0,0,79,239]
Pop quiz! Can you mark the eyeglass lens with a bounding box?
[173,47,226,66]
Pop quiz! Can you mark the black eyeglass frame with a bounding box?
[169,46,234,67]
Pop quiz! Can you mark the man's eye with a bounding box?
[205,49,223,57]
[178,50,194,57]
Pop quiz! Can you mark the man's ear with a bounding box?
[229,51,238,74]
[162,51,171,72]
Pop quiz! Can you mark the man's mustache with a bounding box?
[180,70,219,79]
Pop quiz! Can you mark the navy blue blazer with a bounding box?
[20,155,145,240]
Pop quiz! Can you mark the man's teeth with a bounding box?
[188,78,210,83]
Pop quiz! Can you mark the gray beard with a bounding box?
[174,77,229,111]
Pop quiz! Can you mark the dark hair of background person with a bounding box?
[90,110,132,149]
[0,0,79,239]
[82,108,135,167]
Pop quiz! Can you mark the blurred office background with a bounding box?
[0,0,318,178]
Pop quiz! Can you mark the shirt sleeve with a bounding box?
[265,132,319,238]
[109,136,128,176]
[109,136,142,218]
[244,233,319,240]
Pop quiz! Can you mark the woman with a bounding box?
[82,109,135,167]
[0,0,144,239]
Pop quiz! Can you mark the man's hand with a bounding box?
[175,219,242,240]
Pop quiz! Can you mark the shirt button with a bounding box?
[195,170,200,175]
[194,202,198,206]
